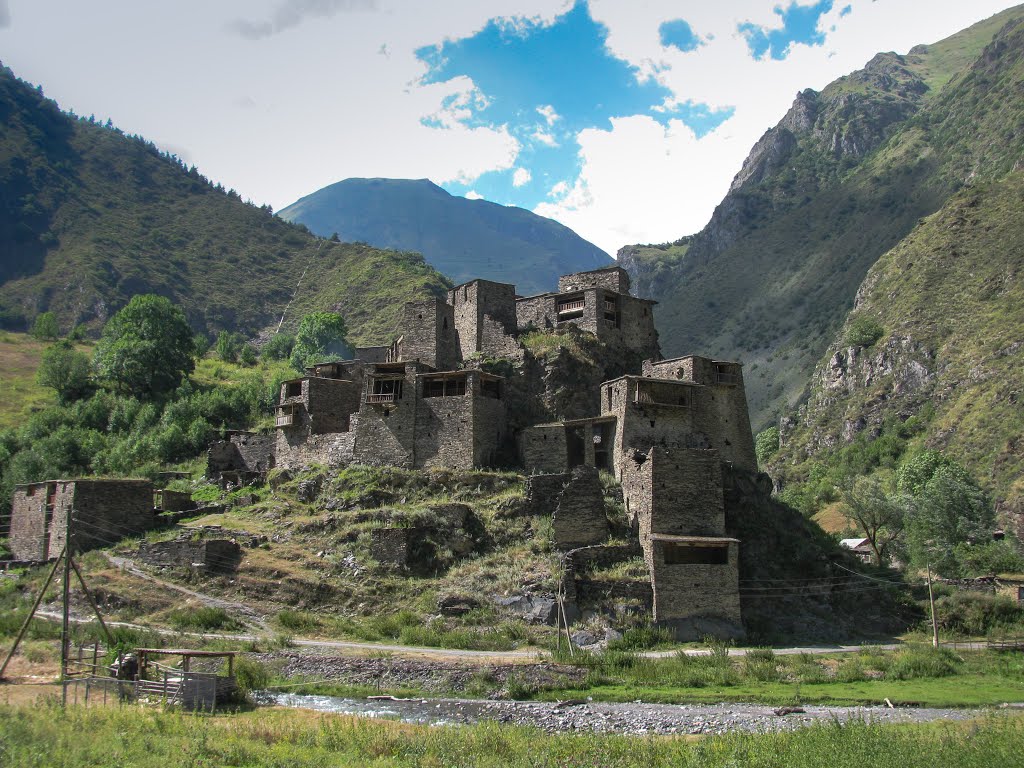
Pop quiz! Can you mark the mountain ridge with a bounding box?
[279,177,613,296]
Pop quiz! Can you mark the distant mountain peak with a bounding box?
[280,177,611,296]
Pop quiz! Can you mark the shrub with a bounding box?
[935,591,1024,636]
[276,610,323,633]
[755,426,780,467]
[167,606,240,632]
[231,656,270,694]
[844,315,885,347]
[260,333,295,361]
[30,312,59,340]
[743,647,781,682]
[885,646,961,680]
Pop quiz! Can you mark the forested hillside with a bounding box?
[0,66,450,346]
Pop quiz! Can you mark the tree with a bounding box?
[93,295,196,398]
[290,312,350,371]
[838,476,906,566]
[755,426,780,468]
[30,311,59,341]
[36,341,91,403]
[216,331,244,363]
[260,332,294,362]
[905,465,995,577]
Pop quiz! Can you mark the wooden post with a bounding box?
[61,511,74,707]
[70,556,114,645]
[0,549,65,679]
[927,563,940,648]
[163,671,168,704]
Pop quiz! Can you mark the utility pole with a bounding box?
[926,562,939,648]
[60,510,74,706]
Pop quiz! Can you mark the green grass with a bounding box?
[535,646,1024,708]
[0,702,1021,768]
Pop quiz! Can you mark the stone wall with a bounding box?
[647,537,742,635]
[11,480,156,560]
[414,389,475,469]
[520,425,568,474]
[355,346,389,363]
[524,472,570,518]
[156,490,194,512]
[552,466,609,549]
[449,280,520,360]
[472,390,506,468]
[615,295,659,361]
[207,433,275,476]
[353,364,420,467]
[275,429,356,469]
[401,300,459,370]
[558,267,631,294]
[515,294,558,332]
[306,377,361,434]
[137,536,242,573]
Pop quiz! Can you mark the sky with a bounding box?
[0,0,1019,255]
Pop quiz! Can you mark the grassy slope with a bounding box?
[772,172,1024,509]
[0,66,450,345]
[622,7,1024,429]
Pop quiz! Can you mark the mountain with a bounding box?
[619,6,1024,429]
[770,172,1024,532]
[279,177,612,296]
[0,66,451,345]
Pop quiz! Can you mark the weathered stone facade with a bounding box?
[207,432,276,477]
[551,466,609,549]
[449,279,520,360]
[620,446,742,638]
[137,536,242,573]
[370,527,410,567]
[10,479,155,561]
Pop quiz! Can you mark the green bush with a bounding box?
[167,607,241,632]
[607,626,672,651]
[935,591,1024,636]
[755,426,780,467]
[276,610,323,633]
[844,315,885,347]
[30,311,59,341]
[885,646,961,680]
[231,656,270,694]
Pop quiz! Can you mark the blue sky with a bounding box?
[0,0,1018,254]
[417,1,832,211]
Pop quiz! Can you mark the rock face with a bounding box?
[616,10,1024,427]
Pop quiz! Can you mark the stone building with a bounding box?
[9,479,156,561]
[514,267,659,362]
[620,446,742,638]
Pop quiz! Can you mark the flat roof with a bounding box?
[514,290,656,304]
[16,478,151,488]
[449,277,516,291]
[601,374,704,388]
[561,265,627,277]
[417,368,504,380]
[650,534,740,544]
[649,355,743,367]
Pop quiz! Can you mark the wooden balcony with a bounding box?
[275,413,295,427]
[557,298,586,313]
[366,393,398,404]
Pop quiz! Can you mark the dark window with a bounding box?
[285,381,302,398]
[423,377,467,397]
[481,379,501,399]
[663,543,729,565]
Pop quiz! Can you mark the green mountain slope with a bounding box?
[279,177,612,296]
[619,6,1024,428]
[0,66,450,345]
[770,172,1024,527]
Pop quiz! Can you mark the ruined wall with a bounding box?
[551,466,609,549]
[524,472,570,517]
[647,538,741,631]
[137,537,242,573]
[558,267,631,294]
[519,424,568,474]
[641,357,756,472]
[275,429,356,469]
[207,433,275,476]
[449,280,520,360]
[616,295,659,361]
[156,490,194,513]
[401,300,459,370]
[356,346,389,363]
[472,392,506,468]
[8,483,62,561]
[353,364,420,467]
[12,480,157,559]
[370,527,410,567]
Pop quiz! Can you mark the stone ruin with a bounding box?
[202,265,759,638]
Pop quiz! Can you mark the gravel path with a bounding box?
[260,692,988,735]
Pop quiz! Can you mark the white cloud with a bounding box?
[531,128,558,147]
[464,190,484,199]
[512,167,532,187]
[536,104,559,125]
[549,180,569,198]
